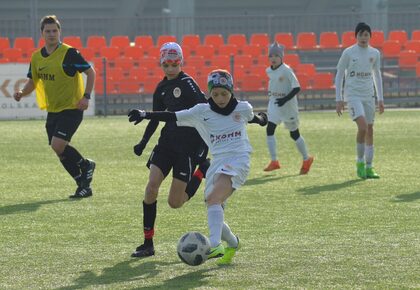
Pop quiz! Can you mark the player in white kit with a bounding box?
[128,69,267,265]
[263,42,314,174]
[335,22,384,179]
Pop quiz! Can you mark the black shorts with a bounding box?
[146,145,195,183]
[45,109,83,144]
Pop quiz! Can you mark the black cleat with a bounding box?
[198,158,211,178]
[69,187,92,198]
[131,244,155,258]
[80,159,96,188]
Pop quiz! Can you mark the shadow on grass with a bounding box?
[246,173,299,186]
[0,198,69,216]
[297,179,364,195]
[392,191,420,202]
[57,259,214,290]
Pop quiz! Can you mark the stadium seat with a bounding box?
[404,40,420,54]
[296,63,316,78]
[416,62,420,78]
[138,56,159,69]
[382,40,401,59]
[370,31,385,49]
[242,44,262,58]
[37,38,45,48]
[129,66,147,82]
[63,36,83,49]
[185,55,205,67]
[283,53,300,68]
[257,54,269,66]
[119,77,141,94]
[156,35,177,47]
[92,57,105,74]
[232,64,245,81]
[227,34,247,50]
[398,50,418,69]
[144,46,160,58]
[114,56,134,72]
[217,44,238,56]
[210,55,230,70]
[3,48,22,62]
[182,66,198,79]
[252,65,268,78]
[203,34,224,49]
[234,54,253,67]
[95,77,118,95]
[142,76,162,94]
[78,47,95,61]
[296,73,310,90]
[107,67,124,82]
[312,72,334,90]
[0,37,11,51]
[182,34,201,49]
[388,30,408,44]
[319,32,341,49]
[274,32,295,50]
[341,31,356,48]
[100,46,120,62]
[134,35,154,49]
[180,45,191,58]
[250,33,270,48]
[240,74,264,92]
[296,32,318,50]
[87,35,107,56]
[110,35,130,50]
[151,66,164,79]
[411,30,420,41]
[13,37,35,58]
[124,46,144,59]
[195,44,215,60]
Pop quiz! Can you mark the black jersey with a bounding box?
[153,71,206,153]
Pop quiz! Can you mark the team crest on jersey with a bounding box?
[278,76,284,81]
[232,112,241,122]
[173,87,181,98]
[369,57,374,63]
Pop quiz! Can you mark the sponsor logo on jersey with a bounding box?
[268,91,286,97]
[173,87,181,98]
[210,131,241,144]
[37,73,55,81]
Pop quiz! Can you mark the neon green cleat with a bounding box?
[356,162,366,179]
[207,244,224,259]
[217,237,240,265]
[366,167,380,179]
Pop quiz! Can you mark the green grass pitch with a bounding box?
[0,110,419,289]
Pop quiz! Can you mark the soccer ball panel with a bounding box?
[177,231,210,266]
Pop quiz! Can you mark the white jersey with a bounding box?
[175,101,254,158]
[266,63,300,122]
[335,44,382,101]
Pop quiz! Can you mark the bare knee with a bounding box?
[167,191,185,209]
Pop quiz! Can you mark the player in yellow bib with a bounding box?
[13,15,96,198]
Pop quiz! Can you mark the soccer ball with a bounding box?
[177,231,210,266]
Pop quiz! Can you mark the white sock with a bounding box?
[365,145,374,168]
[356,143,365,162]
[295,136,309,160]
[221,222,238,248]
[266,135,277,161]
[207,204,224,248]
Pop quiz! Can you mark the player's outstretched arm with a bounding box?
[249,112,268,126]
[128,109,177,125]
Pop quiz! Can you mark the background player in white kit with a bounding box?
[128,69,267,265]
[335,22,384,179]
[263,42,314,174]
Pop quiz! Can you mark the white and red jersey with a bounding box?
[335,44,383,101]
[175,101,254,158]
[266,63,300,122]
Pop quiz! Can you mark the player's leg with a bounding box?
[264,121,281,171]
[349,100,368,178]
[185,158,210,200]
[287,121,314,175]
[217,222,240,265]
[364,99,379,178]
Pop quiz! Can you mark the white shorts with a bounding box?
[267,101,300,131]
[204,154,250,199]
[347,97,375,124]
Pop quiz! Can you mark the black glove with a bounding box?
[257,112,268,126]
[274,97,288,107]
[128,109,146,125]
[133,139,147,156]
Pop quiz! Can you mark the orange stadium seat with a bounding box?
[296,32,318,50]
[63,36,83,49]
[283,53,300,68]
[129,66,147,82]
[416,62,420,78]
[182,34,201,49]
[87,35,107,56]
[274,33,295,50]
[398,50,418,69]
[0,37,11,50]
[156,35,177,47]
[144,46,160,58]
[110,35,130,50]
[124,46,144,59]
[134,35,154,49]
[250,33,270,48]
[210,55,230,70]
[411,30,420,41]
[195,44,215,60]
[296,63,316,78]
[119,77,141,94]
[14,37,35,57]
[180,45,191,58]
[234,55,253,67]
[138,56,159,69]
[204,34,224,49]
[100,46,120,62]
[227,34,247,49]
[404,40,420,54]
[107,67,124,82]
[242,44,262,58]
[252,65,267,78]
[341,31,356,48]
[388,30,408,44]
[382,40,401,59]
[240,74,264,92]
[232,64,245,81]
[312,72,334,90]
[3,48,22,62]
[143,76,162,94]
[114,56,134,72]
[370,31,385,49]
[78,47,94,61]
[319,32,341,49]
[217,44,238,56]
[37,38,45,48]
[257,54,269,66]
[185,55,205,67]
[95,77,117,95]
[296,73,310,90]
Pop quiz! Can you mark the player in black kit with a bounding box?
[130,42,210,257]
